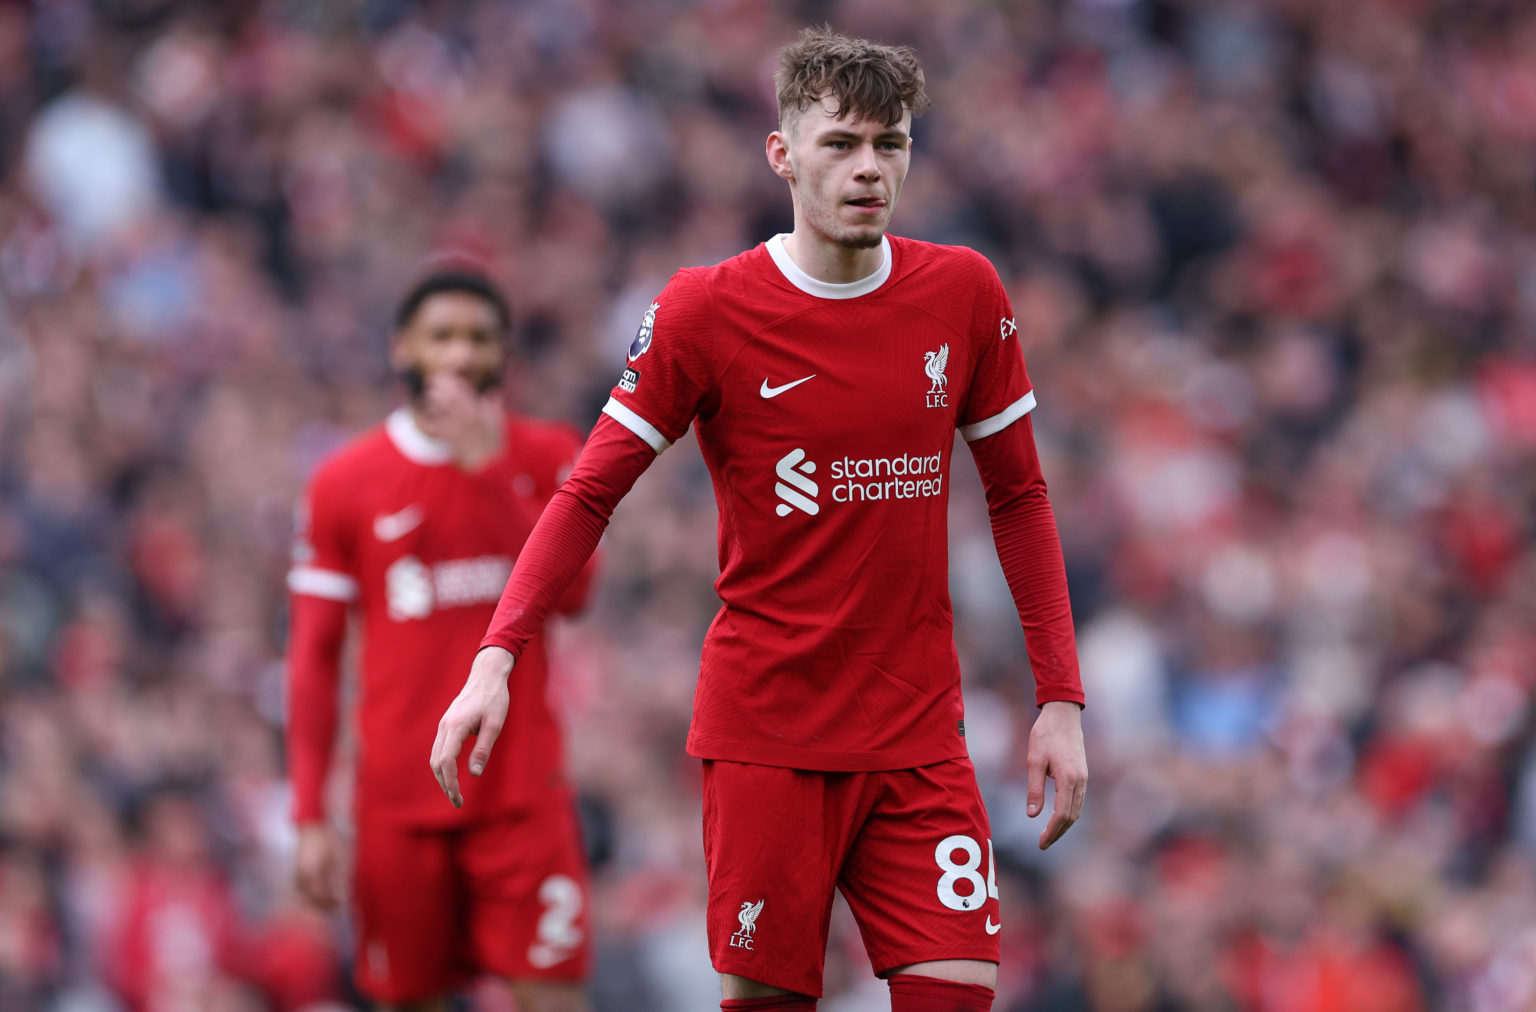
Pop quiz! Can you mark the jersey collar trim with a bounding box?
[386,408,453,465]
[766,233,892,299]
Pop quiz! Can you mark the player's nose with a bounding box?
[439,333,480,368]
[852,143,881,181]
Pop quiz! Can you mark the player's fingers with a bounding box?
[431,720,467,807]
[294,865,317,907]
[469,714,504,777]
[1053,765,1081,811]
[431,372,475,414]
[430,721,447,774]
[430,723,450,792]
[314,853,339,909]
[297,859,336,910]
[1040,764,1079,850]
[1071,773,1088,824]
[1039,809,1071,851]
[1026,752,1047,818]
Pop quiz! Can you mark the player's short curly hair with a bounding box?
[775,26,930,133]
[394,268,511,336]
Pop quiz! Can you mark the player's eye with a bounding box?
[827,140,850,150]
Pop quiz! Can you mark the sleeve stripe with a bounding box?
[601,397,672,453]
[959,390,1037,442]
[287,566,359,601]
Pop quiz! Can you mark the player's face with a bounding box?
[391,292,506,395]
[771,97,913,250]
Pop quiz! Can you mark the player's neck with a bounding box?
[405,402,436,439]
[406,404,448,443]
[781,229,886,285]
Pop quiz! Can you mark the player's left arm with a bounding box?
[958,253,1086,851]
[966,416,1086,850]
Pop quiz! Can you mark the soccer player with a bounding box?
[286,268,594,1012]
[432,29,1087,1012]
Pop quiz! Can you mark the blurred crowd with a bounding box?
[0,0,1534,1009]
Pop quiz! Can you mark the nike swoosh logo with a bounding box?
[373,505,425,543]
[985,917,1001,935]
[760,375,816,398]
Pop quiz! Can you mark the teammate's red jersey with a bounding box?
[584,234,1083,771]
[287,409,590,826]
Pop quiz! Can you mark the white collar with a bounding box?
[766,233,892,299]
[385,407,453,465]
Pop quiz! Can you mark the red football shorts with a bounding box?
[350,793,590,1003]
[703,758,1001,997]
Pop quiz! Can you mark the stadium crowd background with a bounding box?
[0,0,1533,1008]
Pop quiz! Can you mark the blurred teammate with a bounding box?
[433,29,1087,1012]
[286,268,594,1012]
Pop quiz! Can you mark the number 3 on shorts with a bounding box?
[934,835,1000,912]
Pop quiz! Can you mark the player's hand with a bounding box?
[430,646,515,807]
[1026,700,1087,851]
[422,372,504,471]
[294,823,342,909]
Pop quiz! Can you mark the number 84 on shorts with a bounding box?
[935,834,1000,920]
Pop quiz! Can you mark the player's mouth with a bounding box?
[844,196,887,215]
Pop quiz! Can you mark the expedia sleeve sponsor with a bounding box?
[958,256,1033,433]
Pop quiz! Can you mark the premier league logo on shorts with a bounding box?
[628,300,660,361]
[730,898,764,950]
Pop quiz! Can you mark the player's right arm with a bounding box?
[284,461,359,907]
[432,270,715,807]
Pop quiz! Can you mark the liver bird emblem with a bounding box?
[737,899,765,937]
[924,343,950,393]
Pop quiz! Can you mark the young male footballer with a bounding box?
[433,30,1087,1011]
[289,268,594,1011]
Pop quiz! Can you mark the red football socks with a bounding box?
[888,973,995,1011]
[720,996,817,1010]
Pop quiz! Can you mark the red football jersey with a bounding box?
[602,234,1040,771]
[288,409,587,825]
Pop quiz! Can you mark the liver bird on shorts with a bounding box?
[737,898,764,937]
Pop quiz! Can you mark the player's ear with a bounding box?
[766,130,794,181]
[387,330,411,373]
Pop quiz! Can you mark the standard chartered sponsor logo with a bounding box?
[385,554,512,621]
[830,452,944,502]
[773,448,944,516]
[774,448,819,516]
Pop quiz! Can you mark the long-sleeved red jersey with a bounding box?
[481,234,1083,773]
[286,408,593,827]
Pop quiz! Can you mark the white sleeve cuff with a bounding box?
[959,390,1037,442]
[287,566,359,602]
[602,397,672,453]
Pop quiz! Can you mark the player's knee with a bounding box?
[511,982,589,1012]
[888,973,995,1011]
[720,972,810,1000]
[883,958,997,989]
